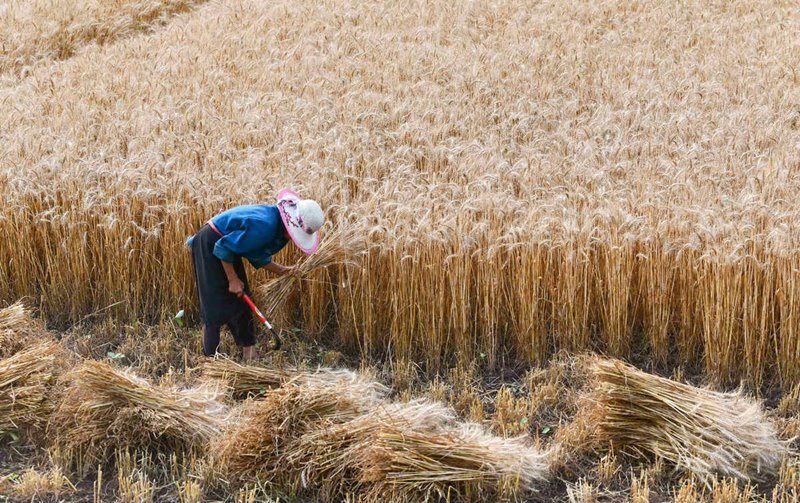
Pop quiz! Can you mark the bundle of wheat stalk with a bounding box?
[360,421,548,502]
[201,357,388,400]
[210,378,381,488]
[287,400,458,501]
[0,341,62,437]
[50,360,227,472]
[0,301,48,358]
[200,358,293,398]
[214,375,548,502]
[297,398,548,502]
[258,227,367,316]
[588,358,786,480]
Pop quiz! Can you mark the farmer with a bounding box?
[187,188,324,361]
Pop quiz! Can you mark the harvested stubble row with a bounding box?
[1,466,71,501]
[586,358,786,481]
[50,360,228,472]
[212,365,549,503]
[0,341,63,437]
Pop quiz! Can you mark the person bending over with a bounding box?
[187,188,323,361]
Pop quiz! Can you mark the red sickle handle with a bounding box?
[242,294,272,330]
[242,294,282,351]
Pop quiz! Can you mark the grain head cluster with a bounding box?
[1,0,799,388]
[2,0,800,500]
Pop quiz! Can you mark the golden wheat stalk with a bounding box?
[50,360,227,471]
[258,227,366,317]
[589,358,786,481]
[0,341,61,435]
[0,0,798,388]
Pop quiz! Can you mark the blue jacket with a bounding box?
[187,205,289,268]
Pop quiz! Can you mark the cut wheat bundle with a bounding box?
[0,301,49,358]
[200,357,388,400]
[215,377,549,503]
[50,360,227,471]
[210,378,380,488]
[0,301,31,331]
[258,227,367,316]
[200,358,293,398]
[287,400,456,501]
[589,358,786,481]
[357,403,548,502]
[361,426,547,502]
[0,341,62,437]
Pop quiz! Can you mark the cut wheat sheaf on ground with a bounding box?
[0,341,63,440]
[200,356,388,399]
[49,359,228,473]
[582,358,787,481]
[210,372,549,502]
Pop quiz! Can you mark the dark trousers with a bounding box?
[191,224,257,355]
[202,310,257,356]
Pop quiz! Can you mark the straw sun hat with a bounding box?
[276,188,324,254]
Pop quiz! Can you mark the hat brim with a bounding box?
[277,188,320,255]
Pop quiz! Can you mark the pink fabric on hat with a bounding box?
[277,188,301,201]
[276,188,320,254]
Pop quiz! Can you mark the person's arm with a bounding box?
[213,229,255,297]
[263,261,294,276]
[221,260,245,297]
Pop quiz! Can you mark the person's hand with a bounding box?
[228,277,245,297]
[262,261,297,277]
[278,264,297,276]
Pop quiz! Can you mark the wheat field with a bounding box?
[1,0,799,394]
